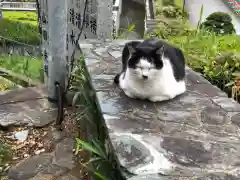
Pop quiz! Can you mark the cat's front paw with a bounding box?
[148,95,171,102]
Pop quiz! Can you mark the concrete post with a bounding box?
[47,0,68,101]
[97,0,113,39]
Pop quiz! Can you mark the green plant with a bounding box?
[200,12,236,34]
[75,139,110,180]
[70,57,124,180]
[196,5,204,31]
[162,0,175,6]
[0,77,17,91]
[168,29,240,99]
[161,5,188,18]
[150,0,240,102]
[202,53,240,90]
[117,23,137,39]
[0,143,12,168]
[151,18,194,39]
[0,55,43,81]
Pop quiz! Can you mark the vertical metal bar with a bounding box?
[148,0,155,19]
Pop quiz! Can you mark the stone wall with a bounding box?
[119,0,146,38]
[80,39,240,180]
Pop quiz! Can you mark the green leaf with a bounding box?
[72,92,81,106]
[128,24,135,32]
[197,4,204,30]
[88,157,103,164]
[76,139,102,157]
[92,139,107,159]
[82,163,109,180]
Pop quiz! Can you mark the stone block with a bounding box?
[82,39,240,179]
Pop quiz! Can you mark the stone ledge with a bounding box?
[80,39,240,179]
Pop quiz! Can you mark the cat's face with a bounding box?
[127,45,164,80]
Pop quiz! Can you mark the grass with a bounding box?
[0,143,12,170]
[175,0,183,7]
[0,55,43,81]
[0,11,40,44]
[2,11,38,26]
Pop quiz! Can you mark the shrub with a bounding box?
[150,18,194,39]
[161,5,188,18]
[200,12,235,34]
[0,143,12,167]
[202,53,240,89]
[151,3,240,101]
[162,0,175,6]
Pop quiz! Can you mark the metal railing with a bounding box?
[0,2,36,11]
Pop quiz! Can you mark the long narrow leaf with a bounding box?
[82,163,109,180]
[92,139,107,159]
[128,24,135,32]
[76,139,102,157]
[197,5,204,30]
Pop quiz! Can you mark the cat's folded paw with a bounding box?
[124,90,136,99]
[148,95,172,102]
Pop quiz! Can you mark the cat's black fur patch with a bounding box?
[114,40,141,84]
[114,38,185,84]
[114,73,120,84]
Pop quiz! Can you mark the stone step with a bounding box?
[80,39,240,180]
[0,85,57,127]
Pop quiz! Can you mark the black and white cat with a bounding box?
[114,38,186,102]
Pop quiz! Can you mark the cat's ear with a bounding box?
[156,45,164,55]
[127,44,136,54]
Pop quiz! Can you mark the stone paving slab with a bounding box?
[0,85,56,127]
[0,86,84,180]
[0,85,47,105]
[80,39,240,179]
[8,137,78,180]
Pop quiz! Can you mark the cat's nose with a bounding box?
[142,75,148,79]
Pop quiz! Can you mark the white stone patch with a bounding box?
[79,43,93,49]
[94,47,109,56]
[103,114,120,120]
[108,50,122,59]
[112,132,174,175]
[206,164,240,177]
[203,142,212,151]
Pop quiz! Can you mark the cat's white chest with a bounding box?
[122,75,154,98]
